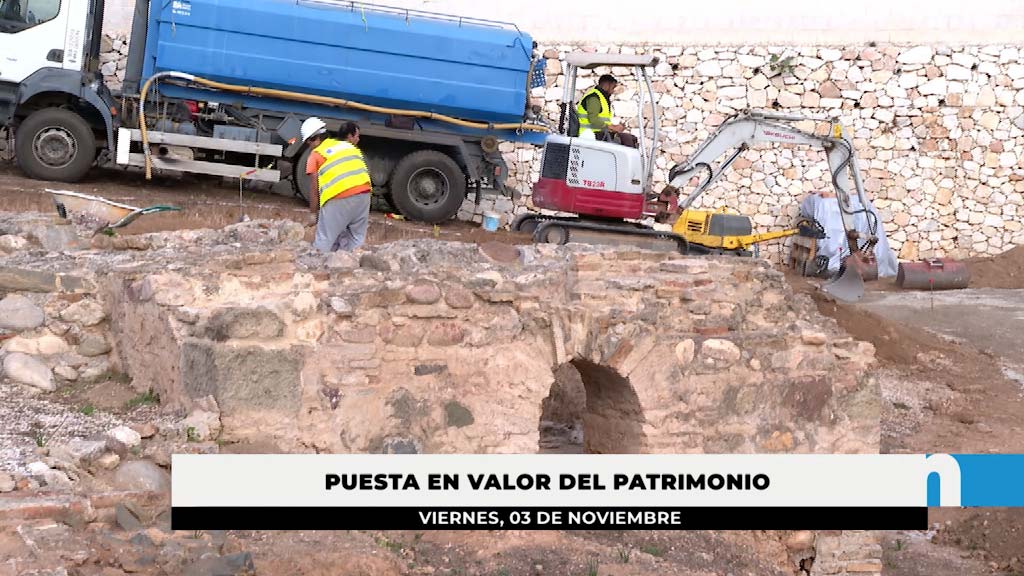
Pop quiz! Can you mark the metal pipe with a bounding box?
[897,259,970,290]
[642,66,658,190]
[634,66,647,182]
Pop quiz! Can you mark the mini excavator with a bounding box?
[514,52,880,302]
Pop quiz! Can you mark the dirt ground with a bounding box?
[969,246,1024,289]
[789,267,1024,576]
[3,164,1024,574]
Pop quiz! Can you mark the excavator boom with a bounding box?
[665,111,879,301]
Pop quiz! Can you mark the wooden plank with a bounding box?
[127,129,282,156]
[126,154,281,182]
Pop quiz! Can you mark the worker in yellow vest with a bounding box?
[575,74,637,148]
[302,118,373,252]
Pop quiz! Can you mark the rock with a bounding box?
[918,78,947,96]
[181,409,222,442]
[777,90,801,108]
[38,335,69,355]
[113,460,171,492]
[0,471,14,492]
[208,307,284,340]
[183,552,256,576]
[292,292,317,317]
[106,425,142,449]
[479,241,521,263]
[277,221,305,242]
[405,280,442,305]
[426,322,465,347]
[701,339,742,366]
[801,331,828,346]
[0,234,29,252]
[28,223,85,252]
[95,453,121,470]
[675,339,695,366]
[77,333,111,357]
[329,297,353,317]
[39,469,73,489]
[818,81,841,98]
[116,502,145,531]
[359,253,393,272]
[443,285,476,309]
[786,530,815,551]
[3,352,55,391]
[51,439,108,466]
[79,360,111,383]
[897,46,933,64]
[0,294,45,331]
[0,267,60,292]
[695,61,721,76]
[326,253,357,273]
[27,461,50,475]
[60,299,106,326]
[131,422,158,439]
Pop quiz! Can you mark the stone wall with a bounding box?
[488,43,1024,260]
[83,228,879,457]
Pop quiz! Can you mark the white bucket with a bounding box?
[482,211,501,232]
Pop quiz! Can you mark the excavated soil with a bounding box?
[968,245,1024,289]
[785,271,1024,454]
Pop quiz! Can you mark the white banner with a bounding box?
[171,454,961,508]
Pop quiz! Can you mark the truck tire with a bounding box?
[389,150,466,223]
[291,145,312,203]
[15,109,97,182]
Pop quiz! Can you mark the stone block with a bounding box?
[207,307,285,340]
[181,340,304,413]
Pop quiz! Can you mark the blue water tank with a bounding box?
[143,0,535,124]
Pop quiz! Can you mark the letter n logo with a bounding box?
[925,454,962,507]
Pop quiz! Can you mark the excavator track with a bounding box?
[513,214,690,254]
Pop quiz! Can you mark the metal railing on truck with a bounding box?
[296,0,522,31]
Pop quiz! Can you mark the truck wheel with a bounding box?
[291,145,311,203]
[389,150,466,223]
[15,109,97,182]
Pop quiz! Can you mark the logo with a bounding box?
[924,454,961,507]
[172,1,192,16]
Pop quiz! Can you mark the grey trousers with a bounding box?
[313,192,371,252]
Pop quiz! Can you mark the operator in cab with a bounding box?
[302,117,373,252]
[575,74,638,148]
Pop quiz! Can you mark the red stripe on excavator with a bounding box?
[532,178,645,220]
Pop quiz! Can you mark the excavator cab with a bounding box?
[530,53,661,221]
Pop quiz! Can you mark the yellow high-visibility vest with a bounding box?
[575,88,612,137]
[314,138,371,207]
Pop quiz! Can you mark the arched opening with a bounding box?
[538,359,647,454]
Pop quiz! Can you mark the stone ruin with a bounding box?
[0,216,883,575]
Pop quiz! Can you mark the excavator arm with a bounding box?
[665,111,879,301]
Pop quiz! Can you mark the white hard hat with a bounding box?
[300,117,327,143]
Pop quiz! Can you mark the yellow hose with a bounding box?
[139,72,548,179]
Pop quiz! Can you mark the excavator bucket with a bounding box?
[821,254,869,302]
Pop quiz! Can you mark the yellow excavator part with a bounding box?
[670,207,800,252]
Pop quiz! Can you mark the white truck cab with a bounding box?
[0,0,115,181]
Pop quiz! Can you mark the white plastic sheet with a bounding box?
[799,193,898,277]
